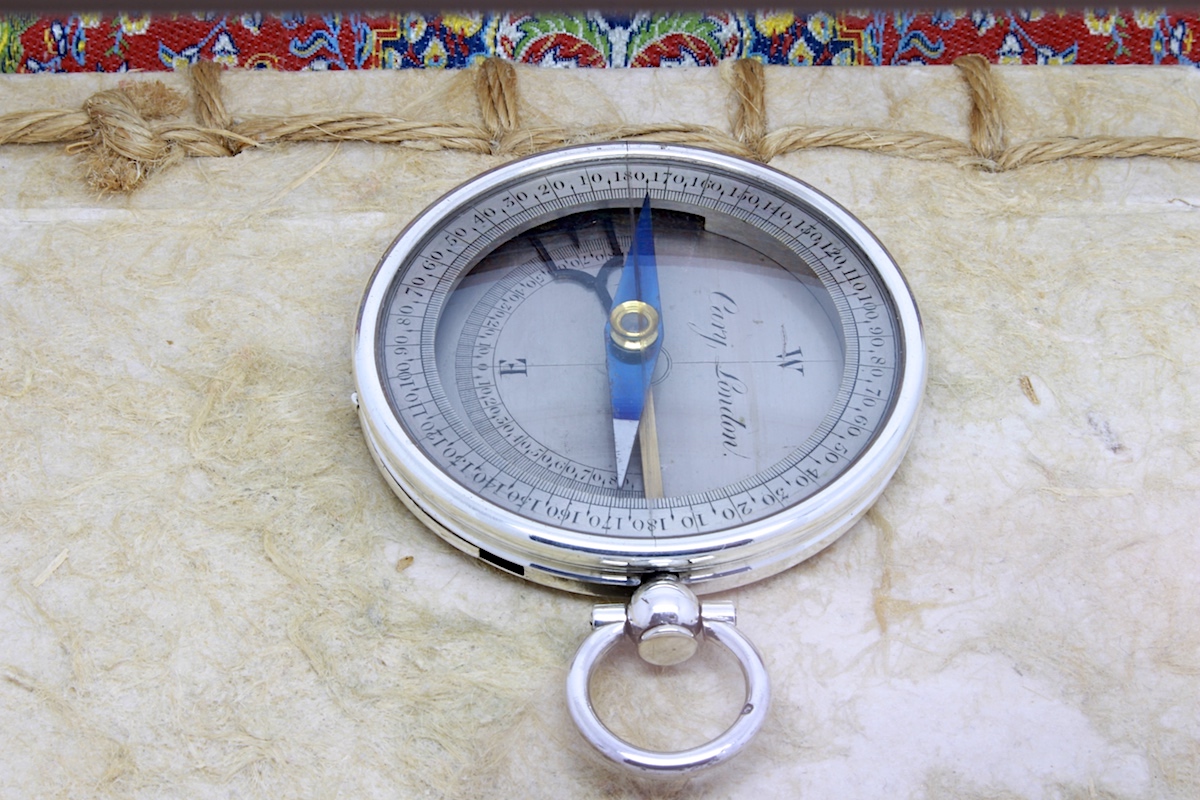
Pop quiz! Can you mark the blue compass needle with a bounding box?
[606,195,663,490]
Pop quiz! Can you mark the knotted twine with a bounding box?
[0,55,1198,193]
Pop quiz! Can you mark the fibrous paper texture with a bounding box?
[1,65,1198,798]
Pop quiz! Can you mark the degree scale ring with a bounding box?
[354,142,925,592]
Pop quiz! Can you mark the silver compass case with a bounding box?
[353,143,926,597]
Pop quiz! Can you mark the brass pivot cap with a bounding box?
[609,300,660,353]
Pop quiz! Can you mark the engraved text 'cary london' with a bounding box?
[715,364,749,458]
[688,291,738,349]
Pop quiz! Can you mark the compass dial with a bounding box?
[354,144,925,594]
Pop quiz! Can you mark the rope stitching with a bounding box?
[0,56,1196,192]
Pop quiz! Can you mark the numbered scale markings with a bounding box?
[354,144,924,593]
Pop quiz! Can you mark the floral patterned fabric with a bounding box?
[1,10,1197,72]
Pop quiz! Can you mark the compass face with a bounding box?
[355,144,925,593]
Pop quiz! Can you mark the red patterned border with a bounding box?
[1,11,1197,73]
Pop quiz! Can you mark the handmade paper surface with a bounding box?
[1,65,1198,798]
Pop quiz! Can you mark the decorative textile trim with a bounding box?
[1,10,1197,72]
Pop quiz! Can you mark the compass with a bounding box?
[353,143,925,775]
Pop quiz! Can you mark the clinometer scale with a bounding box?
[353,143,926,775]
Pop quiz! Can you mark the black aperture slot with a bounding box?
[479,548,525,577]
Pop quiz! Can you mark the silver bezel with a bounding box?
[354,143,926,596]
